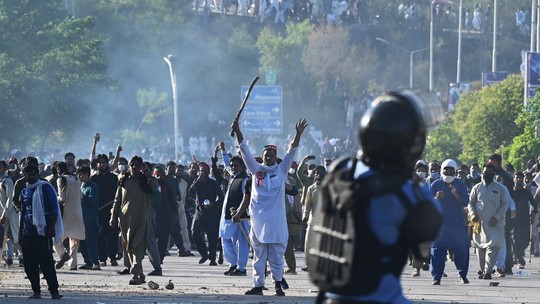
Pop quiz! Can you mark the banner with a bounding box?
[527,52,540,99]
[482,71,507,87]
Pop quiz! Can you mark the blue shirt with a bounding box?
[20,183,60,237]
[327,160,441,304]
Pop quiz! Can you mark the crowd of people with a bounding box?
[2,102,540,301]
[412,155,540,284]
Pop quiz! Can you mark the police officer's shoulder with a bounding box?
[327,154,355,174]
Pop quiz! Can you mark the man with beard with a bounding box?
[231,118,308,297]
[110,156,159,285]
[468,164,509,279]
[189,162,224,266]
[19,164,63,299]
[91,154,119,267]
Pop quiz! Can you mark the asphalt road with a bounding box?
[1,247,540,303]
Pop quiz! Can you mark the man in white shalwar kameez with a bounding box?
[468,164,509,279]
[231,118,308,296]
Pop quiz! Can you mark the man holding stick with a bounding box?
[231,118,308,296]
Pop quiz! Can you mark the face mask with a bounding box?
[416,171,426,179]
[483,172,495,183]
[443,175,455,183]
[430,172,440,180]
[118,164,126,172]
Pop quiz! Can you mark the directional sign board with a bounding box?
[241,85,283,134]
[242,118,283,134]
[241,86,282,101]
[243,103,282,118]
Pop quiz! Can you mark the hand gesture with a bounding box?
[435,190,444,200]
[94,132,101,143]
[220,141,225,151]
[116,145,122,154]
[295,118,308,135]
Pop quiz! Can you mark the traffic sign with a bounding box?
[265,70,277,86]
[242,118,283,134]
[241,86,282,101]
[243,102,282,118]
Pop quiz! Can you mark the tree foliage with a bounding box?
[0,1,111,151]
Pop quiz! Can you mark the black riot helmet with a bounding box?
[358,91,427,174]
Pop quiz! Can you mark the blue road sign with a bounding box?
[242,118,283,134]
[241,86,282,101]
[243,102,282,118]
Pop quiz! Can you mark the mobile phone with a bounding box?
[307,155,316,160]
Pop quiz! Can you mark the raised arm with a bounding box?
[291,118,308,148]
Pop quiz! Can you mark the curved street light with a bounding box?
[164,54,180,162]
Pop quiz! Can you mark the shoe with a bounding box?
[281,278,289,290]
[178,251,192,257]
[504,270,513,276]
[275,281,286,296]
[79,264,93,270]
[55,253,70,269]
[301,266,308,271]
[442,272,448,277]
[51,293,63,300]
[28,293,41,299]
[18,258,24,267]
[147,269,163,276]
[6,259,13,267]
[432,280,441,285]
[495,269,506,277]
[229,268,247,276]
[110,259,118,266]
[199,257,208,264]
[518,264,525,269]
[209,260,217,266]
[411,270,420,277]
[91,265,101,270]
[129,276,144,285]
[245,287,263,295]
[284,268,297,275]
[117,267,130,275]
[459,276,469,284]
[69,267,77,271]
[100,261,107,266]
[479,273,492,280]
[224,265,237,275]
[421,262,430,271]
[477,269,484,275]
[218,257,224,264]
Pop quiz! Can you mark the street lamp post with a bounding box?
[376,38,431,89]
[164,55,180,162]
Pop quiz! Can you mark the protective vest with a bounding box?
[307,157,442,296]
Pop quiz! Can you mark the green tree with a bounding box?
[424,115,462,163]
[507,95,540,171]
[0,1,111,150]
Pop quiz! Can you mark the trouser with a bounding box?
[192,215,219,261]
[98,222,119,263]
[146,205,162,271]
[477,246,500,274]
[513,222,530,265]
[168,215,185,254]
[80,221,99,266]
[284,232,298,270]
[532,213,540,254]
[21,235,59,295]
[504,218,514,272]
[54,238,80,269]
[251,234,287,287]
[431,242,469,280]
[177,203,192,251]
[222,221,249,271]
